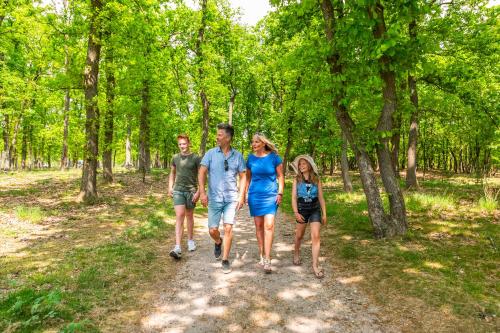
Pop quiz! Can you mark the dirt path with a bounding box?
[141,207,397,333]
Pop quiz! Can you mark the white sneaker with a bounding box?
[188,240,197,252]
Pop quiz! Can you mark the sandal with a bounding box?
[314,268,325,279]
[263,259,272,274]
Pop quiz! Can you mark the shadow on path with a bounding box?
[141,207,395,333]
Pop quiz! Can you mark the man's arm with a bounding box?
[198,165,208,207]
[168,165,176,197]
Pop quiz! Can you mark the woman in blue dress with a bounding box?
[245,133,284,273]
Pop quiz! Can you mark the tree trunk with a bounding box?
[406,19,420,189]
[369,1,407,233]
[196,0,209,155]
[139,79,151,177]
[1,114,9,170]
[321,0,406,238]
[79,0,102,204]
[125,121,132,168]
[228,89,236,125]
[282,76,301,170]
[21,123,27,169]
[10,113,22,169]
[102,40,115,182]
[60,88,70,170]
[340,132,353,192]
[320,0,393,238]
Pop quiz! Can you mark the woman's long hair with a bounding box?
[253,133,278,154]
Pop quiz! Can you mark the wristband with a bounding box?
[277,193,283,196]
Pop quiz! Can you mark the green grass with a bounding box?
[14,206,45,224]
[0,170,178,332]
[282,175,499,331]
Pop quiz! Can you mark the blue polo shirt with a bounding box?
[201,146,246,202]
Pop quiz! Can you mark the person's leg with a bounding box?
[208,202,223,243]
[186,207,196,251]
[221,201,238,261]
[310,222,322,276]
[222,223,233,261]
[186,208,194,241]
[294,222,307,264]
[263,214,275,260]
[253,216,265,262]
[174,205,186,247]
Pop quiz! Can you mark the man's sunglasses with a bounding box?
[224,159,228,171]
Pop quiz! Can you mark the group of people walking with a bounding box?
[167,123,327,278]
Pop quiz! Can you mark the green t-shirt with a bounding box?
[171,153,201,192]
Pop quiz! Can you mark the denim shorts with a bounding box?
[208,201,238,229]
[173,191,196,210]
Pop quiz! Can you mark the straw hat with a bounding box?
[290,154,319,176]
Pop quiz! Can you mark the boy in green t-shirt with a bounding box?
[168,134,201,259]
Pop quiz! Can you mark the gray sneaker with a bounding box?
[221,260,231,274]
[214,238,222,260]
[169,248,182,260]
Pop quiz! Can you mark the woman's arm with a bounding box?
[245,169,252,203]
[275,163,284,205]
[318,179,327,225]
[292,179,304,223]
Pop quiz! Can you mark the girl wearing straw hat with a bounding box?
[290,155,327,279]
[245,133,285,273]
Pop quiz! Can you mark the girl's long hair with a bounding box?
[295,158,319,184]
[253,133,278,154]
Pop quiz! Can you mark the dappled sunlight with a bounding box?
[140,207,387,332]
[341,235,353,240]
[337,275,364,284]
[277,287,318,301]
[424,261,445,269]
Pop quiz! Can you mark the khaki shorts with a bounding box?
[172,191,196,210]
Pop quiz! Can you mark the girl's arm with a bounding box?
[292,179,304,223]
[244,169,252,203]
[318,178,327,225]
[276,163,284,205]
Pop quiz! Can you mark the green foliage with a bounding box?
[0,288,70,332]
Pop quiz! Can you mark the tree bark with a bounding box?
[196,0,209,155]
[102,39,115,182]
[406,19,420,189]
[341,132,353,192]
[369,1,407,234]
[79,0,102,204]
[228,88,237,125]
[1,114,9,170]
[125,121,132,168]
[60,0,71,170]
[139,79,151,177]
[282,76,301,170]
[321,0,406,238]
[21,123,27,169]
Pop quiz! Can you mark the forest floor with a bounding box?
[0,169,498,332]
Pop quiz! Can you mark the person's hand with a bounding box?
[294,211,305,223]
[168,189,173,198]
[192,191,200,203]
[236,196,245,210]
[200,192,208,207]
[275,193,283,206]
[321,214,327,226]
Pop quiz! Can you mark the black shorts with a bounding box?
[297,206,321,224]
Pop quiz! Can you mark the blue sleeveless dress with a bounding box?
[247,152,283,217]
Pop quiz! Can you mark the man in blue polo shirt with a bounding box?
[198,123,246,274]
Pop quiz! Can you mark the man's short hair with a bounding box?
[217,123,234,139]
[177,134,190,142]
